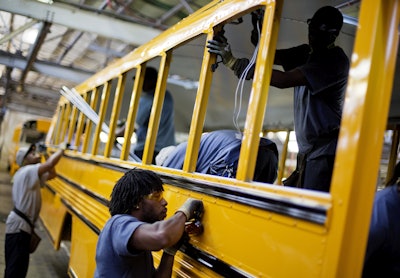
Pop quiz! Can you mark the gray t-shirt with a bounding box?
[6,163,42,234]
[94,214,155,278]
[279,44,349,158]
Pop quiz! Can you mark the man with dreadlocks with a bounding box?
[207,6,349,192]
[94,169,204,277]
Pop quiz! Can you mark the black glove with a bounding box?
[177,198,204,221]
[231,58,254,80]
[163,232,190,256]
[207,34,237,69]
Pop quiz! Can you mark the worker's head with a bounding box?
[109,168,167,222]
[307,6,343,49]
[16,144,40,166]
[142,67,159,92]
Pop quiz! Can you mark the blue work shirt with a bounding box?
[363,185,400,277]
[135,90,175,153]
[279,44,349,158]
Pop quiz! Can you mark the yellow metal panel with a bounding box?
[91,82,111,155]
[60,103,71,143]
[121,65,145,160]
[67,106,78,144]
[54,105,65,145]
[81,89,99,153]
[325,1,400,277]
[40,187,68,249]
[35,118,51,133]
[46,152,333,277]
[69,216,97,278]
[105,74,126,157]
[160,183,329,277]
[143,53,172,164]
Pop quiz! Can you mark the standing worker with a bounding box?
[207,6,349,192]
[4,143,67,278]
[133,67,176,162]
[94,168,204,277]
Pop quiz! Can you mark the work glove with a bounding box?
[59,142,71,151]
[232,58,255,80]
[163,232,190,256]
[177,198,204,221]
[207,34,237,69]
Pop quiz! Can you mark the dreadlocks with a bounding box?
[109,168,164,216]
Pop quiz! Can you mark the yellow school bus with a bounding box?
[41,0,400,277]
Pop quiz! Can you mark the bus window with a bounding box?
[95,78,120,157]
[111,68,137,160]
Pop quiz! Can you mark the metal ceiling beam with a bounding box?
[0,50,94,83]
[22,85,59,99]
[87,43,127,58]
[20,21,52,87]
[0,0,162,45]
[5,85,59,111]
[6,101,55,117]
[0,19,38,45]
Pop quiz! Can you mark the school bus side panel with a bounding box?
[46,152,331,277]
[40,188,68,249]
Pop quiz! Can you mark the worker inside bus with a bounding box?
[115,67,176,163]
[207,6,349,192]
[159,130,279,184]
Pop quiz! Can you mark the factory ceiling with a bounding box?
[0,0,209,118]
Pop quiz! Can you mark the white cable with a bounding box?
[232,23,261,136]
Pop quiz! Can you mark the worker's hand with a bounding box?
[59,142,71,151]
[163,232,189,256]
[231,58,253,80]
[185,219,204,236]
[177,198,204,221]
[207,35,237,69]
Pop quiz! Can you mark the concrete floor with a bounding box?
[0,170,70,277]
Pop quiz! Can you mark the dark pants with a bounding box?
[303,155,335,192]
[5,231,31,278]
[134,150,159,164]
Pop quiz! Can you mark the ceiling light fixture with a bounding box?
[22,27,39,44]
[36,0,54,4]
